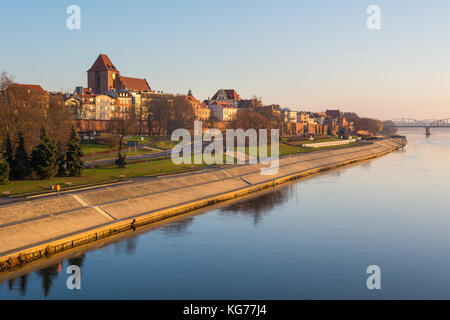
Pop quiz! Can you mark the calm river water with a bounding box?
[1,128,450,299]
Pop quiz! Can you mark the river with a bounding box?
[1,128,449,299]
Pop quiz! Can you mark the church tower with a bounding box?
[87,54,120,94]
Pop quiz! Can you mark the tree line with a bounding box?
[0,127,84,185]
[0,73,84,185]
[343,112,397,135]
[142,95,196,137]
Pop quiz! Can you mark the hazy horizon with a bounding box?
[1,0,450,120]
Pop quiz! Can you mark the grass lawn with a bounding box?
[125,136,152,145]
[0,159,207,197]
[279,143,301,155]
[124,136,178,150]
[234,141,360,158]
[82,136,177,156]
[0,139,360,197]
[233,142,303,159]
[85,148,158,161]
[82,137,161,160]
[81,142,116,155]
[147,138,178,150]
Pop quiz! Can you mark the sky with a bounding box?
[1,0,450,120]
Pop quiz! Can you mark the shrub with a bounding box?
[0,158,10,185]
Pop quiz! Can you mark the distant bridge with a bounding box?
[386,118,450,128]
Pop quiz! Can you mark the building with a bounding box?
[261,104,281,117]
[209,101,237,122]
[297,111,315,124]
[95,94,117,120]
[65,96,82,118]
[237,98,261,109]
[130,91,142,117]
[196,104,211,122]
[6,83,49,107]
[79,89,96,120]
[326,118,338,135]
[119,76,151,92]
[306,123,319,135]
[313,113,328,126]
[66,87,97,120]
[325,109,341,120]
[49,92,67,106]
[281,108,297,123]
[294,123,305,135]
[117,90,133,118]
[208,89,241,107]
[184,90,210,122]
[87,54,151,94]
[337,116,349,134]
[10,83,46,96]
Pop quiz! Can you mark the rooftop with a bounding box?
[87,54,119,73]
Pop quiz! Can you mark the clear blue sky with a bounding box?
[1,0,450,120]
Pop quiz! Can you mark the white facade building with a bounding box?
[209,102,237,122]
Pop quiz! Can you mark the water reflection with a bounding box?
[219,185,296,225]
[2,129,450,299]
[114,238,138,255]
[0,253,87,298]
[68,254,86,268]
[159,216,195,236]
[360,161,372,170]
[4,272,31,297]
[37,264,60,297]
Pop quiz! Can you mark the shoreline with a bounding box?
[0,138,406,272]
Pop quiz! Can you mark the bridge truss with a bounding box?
[387,118,450,128]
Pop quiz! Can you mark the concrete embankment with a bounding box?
[302,138,357,148]
[0,138,405,271]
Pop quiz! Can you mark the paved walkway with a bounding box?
[0,138,404,260]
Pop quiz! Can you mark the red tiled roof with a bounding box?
[213,101,235,108]
[11,83,46,95]
[184,94,200,104]
[211,89,241,101]
[119,76,150,91]
[87,54,119,73]
[82,88,93,95]
[82,93,96,99]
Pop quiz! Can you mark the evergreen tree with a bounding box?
[0,156,10,185]
[56,144,66,176]
[65,126,84,176]
[31,129,59,179]
[12,132,31,180]
[3,134,13,168]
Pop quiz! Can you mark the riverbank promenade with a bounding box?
[0,138,405,270]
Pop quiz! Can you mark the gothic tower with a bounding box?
[87,54,120,94]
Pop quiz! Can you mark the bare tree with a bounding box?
[46,100,73,149]
[168,96,195,136]
[0,72,77,155]
[0,73,47,152]
[148,96,171,137]
[229,110,272,134]
[106,116,136,167]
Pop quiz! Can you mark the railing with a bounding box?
[386,118,450,127]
